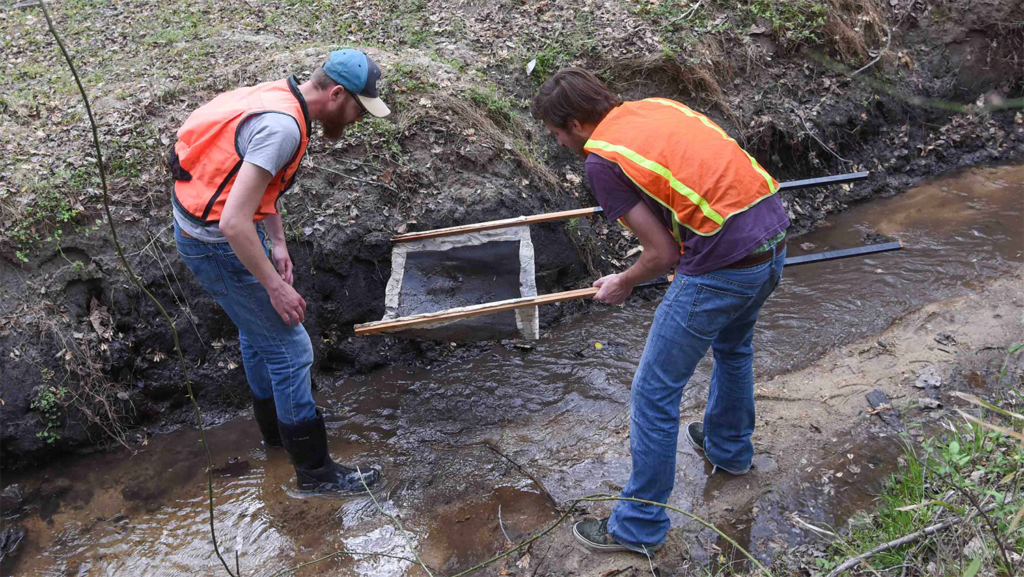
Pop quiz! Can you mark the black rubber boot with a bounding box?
[279,410,380,494]
[252,395,283,448]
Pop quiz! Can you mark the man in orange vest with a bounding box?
[532,69,790,553]
[170,49,390,495]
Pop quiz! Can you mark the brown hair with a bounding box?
[531,68,619,129]
[310,67,338,90]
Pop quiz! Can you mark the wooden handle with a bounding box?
[354,287,600,336]
[392,207,603,243]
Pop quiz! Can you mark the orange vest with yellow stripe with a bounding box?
[584,98,779,240]
[170,77,310,224]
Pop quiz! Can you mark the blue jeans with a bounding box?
[174,222,316,425]
[607,246,785,547]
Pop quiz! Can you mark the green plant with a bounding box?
[31,384,68,443]
[747,0,829,45]
[467,86,518,126]
[825,373,1024,575]
[6,167,91,258]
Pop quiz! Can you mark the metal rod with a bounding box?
[783,240,902,266]
[635,240,903,289]
[392,172,871,242]
[776,171,870,191]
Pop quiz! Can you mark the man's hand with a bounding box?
[272,244,294,286]
[593,273,633,306]
[269,281,306,326]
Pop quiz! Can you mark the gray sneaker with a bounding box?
[684,421,751,476]
[572,518,661,555]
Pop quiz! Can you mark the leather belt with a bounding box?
[724,238,786,269]
[180,229,196,239]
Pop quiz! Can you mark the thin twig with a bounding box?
[479,441,562,513]
[498,504,513,546]
[794,109,853,164]
[307,162,400,195]
[665,0,703,26]
[791,514,838,539]
[358,467,436,577]
[825,502,998,577]
[850,26,893,77]
[36,3,238,576]
[932,464,1014,572]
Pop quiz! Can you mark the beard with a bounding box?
[321,116,347,141]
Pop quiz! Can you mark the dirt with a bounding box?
[2,269,1019,576]
[1,0,1022,471]
[0,163,1021,576]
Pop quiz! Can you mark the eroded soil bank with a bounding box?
[1,164,1020,576]
[2,0,1024,467]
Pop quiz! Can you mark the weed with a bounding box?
[747,0,829,45]
[4,168,92,259]
[467,86,519,126]
[31,383,68,444]
[824,353,1024,576]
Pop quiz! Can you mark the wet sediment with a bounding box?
[2,165,1021,576]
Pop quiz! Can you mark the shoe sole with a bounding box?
[572,523,662,554]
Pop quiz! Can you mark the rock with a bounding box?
[914,366,942,388]
[963,535,986,558]
[0,485,24,516]
[918,398,942,410]
[866,388,905,431]
[934,333,957,346]
[0,525,26,563]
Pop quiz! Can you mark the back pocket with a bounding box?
[685,285,754,338]
[178,252,228,297]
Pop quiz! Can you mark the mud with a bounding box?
[397,240,523,340]
[2,164,1021,576]
[4,0,1024,468]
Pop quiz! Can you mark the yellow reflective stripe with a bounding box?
[616,167,683,242]
[586,139,723,227]
[645,98,777,194]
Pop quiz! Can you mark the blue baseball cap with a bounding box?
[323,49,391,117]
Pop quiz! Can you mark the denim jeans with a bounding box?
[607,245,786,547]
[174,222,316,425]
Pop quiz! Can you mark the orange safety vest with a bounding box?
[169,77,311,224]
[584,98,779,240]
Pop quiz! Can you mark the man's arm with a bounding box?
[263,214,294,286]
[219,162,306,325]
[593,201,680,305]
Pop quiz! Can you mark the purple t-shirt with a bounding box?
[585,154,790,275]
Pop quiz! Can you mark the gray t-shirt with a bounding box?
[173,112,301,243]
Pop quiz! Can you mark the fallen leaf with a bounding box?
[526,58,537,75]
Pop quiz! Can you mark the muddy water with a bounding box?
[3,165,1022,576]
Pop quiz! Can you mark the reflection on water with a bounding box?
[3,165,1021,576]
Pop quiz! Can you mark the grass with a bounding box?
[4,167,93,260]
[815,344,1024,576]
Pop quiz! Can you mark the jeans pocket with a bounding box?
[219,251,262,286]
[178,252,228,297]
[685,284,755,338]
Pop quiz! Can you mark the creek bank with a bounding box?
[2,0,1023,469]
[1,267,1019,576]
[1,163,1021,575]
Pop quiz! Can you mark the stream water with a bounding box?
[2,164,1022,576]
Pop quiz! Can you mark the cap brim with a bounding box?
[358,95,391,118]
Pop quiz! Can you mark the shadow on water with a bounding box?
[2,165,1022,576]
